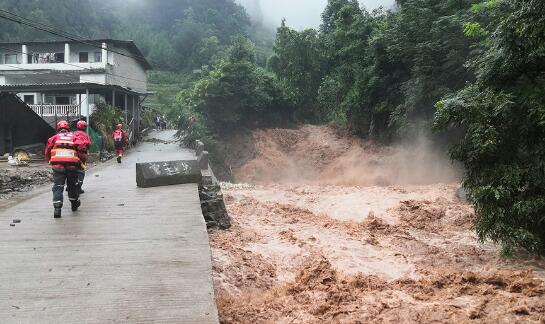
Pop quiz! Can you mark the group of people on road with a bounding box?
[45,120,128,218]
[155,114,167,130]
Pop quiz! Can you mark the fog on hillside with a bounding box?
[237,0,396,29]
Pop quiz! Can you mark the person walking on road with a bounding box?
[161,115,167,130]
[74,120,92,194]
[112,123,128,164]
[45,120,86,218]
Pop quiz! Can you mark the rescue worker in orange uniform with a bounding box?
[74,120,92,194]
[45,120,86,218]
[75,120,92,148]
[112,123,128,163]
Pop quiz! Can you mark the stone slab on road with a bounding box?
[136,160,201,188]
[0,130,219,323]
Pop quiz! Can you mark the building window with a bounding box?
[5,54,18,64]
[79,52,89,63]
[94,52,102,62]
[44,96,55,104]
[23,95,34,105]
[55,97,70,105]
[54,53,65,63]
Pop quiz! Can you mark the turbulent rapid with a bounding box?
[209,125,545,323]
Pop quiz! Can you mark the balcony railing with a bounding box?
[29,104,80,117]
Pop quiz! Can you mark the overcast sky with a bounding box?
[239,0,396,30]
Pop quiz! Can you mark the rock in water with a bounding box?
[456,186,468,202]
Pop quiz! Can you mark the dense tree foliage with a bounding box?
[269,20,323,121]
[176,36,292,146]
[110,0,252,70]
[0,0,116,41]
[435,0,545,255]
[271,0,474,140]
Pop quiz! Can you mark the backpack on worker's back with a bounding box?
[113,129,125,149]
[113,129,124,141]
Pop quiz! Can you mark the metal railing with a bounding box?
[29,104,80,117]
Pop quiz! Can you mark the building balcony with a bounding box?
[1,62,107,72]
[29,104,80,117]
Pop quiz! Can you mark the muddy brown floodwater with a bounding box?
[209,125,545,323]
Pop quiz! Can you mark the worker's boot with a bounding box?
[53,202,62,218]
[70,199,81,212]
[117,156,122,164]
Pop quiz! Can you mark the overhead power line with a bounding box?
[0,9,150,66]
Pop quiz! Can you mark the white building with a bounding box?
[0,39,152,132]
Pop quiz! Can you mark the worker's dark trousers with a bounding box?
[66,169,85,193]
[79,170,85,192]
[52,167,83,207]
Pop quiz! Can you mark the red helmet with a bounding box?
[77,120,87,130]
[116,123,123,130]
[56,120,69,131]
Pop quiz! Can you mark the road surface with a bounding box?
[0,130,219,323]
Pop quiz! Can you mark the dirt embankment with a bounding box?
[210,125,545,323]
[0,163,52,207]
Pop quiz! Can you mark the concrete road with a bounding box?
[0,130,219,323]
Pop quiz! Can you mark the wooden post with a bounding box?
[112,89,116,108]
[131,94,138,138]
[124,93,128,126]
[134,95,140,139]
[86,88,90,132]
[77,93,81,117]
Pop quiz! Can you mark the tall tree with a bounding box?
[178,36,292,137]
[269,20,324,121]
[435,0,545,255]
[318,2,375,129]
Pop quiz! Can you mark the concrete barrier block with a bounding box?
[136,160,202,188]
[195,140,205,156]
[198,151,209,170]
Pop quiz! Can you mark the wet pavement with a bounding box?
[0,130,219,323]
